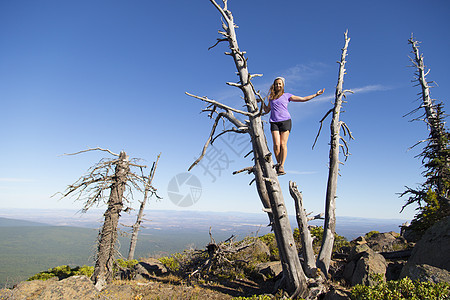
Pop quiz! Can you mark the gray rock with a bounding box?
[366,231,408,252]
[4,276,98,300]
[343,260,356,283]
[37,276,98,299]
[239,238,271,262]
[135,258,168,277]
[351,251,387,286]
[3,280,48,300]
[344,244,387,286]
[401,216,450,274]
[347,243,372,262]
[401,264,450,284]
[254,261,282,280]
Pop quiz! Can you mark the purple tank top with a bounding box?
[269,93,293,122]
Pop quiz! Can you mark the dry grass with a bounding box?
[97,274,276,300]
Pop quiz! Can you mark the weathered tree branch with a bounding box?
[63,147,120,157]
[186,92,256,117]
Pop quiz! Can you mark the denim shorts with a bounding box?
[270,119,292,132]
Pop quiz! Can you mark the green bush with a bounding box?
[364,231,380,239]
[351,275,450,300]
[293,226,350,254]
[115,258,138,269]
[159,254,181,272]
[27,265,94,281]
[258,233,279,260]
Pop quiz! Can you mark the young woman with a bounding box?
[262,77,324,175]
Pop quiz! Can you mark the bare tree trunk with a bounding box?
[317,31,352,275]
[127,154,161,260]
[92,151,129,290]
[204,1,308,297]
[409,37,438,127]
[289,181,316,277]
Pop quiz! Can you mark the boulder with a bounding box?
[344,244,387,286]
[400,264,450,284]
[401,216,450,275]
[351,251,387,286]
[253,261,282,281]
[365,231,409,252]
[3,276,98,300]
[135,258,168,277]
[239,238,271,263]
[2,280,48,299]
[347,243,372,262]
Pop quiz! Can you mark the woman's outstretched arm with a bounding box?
[290,88,325,102]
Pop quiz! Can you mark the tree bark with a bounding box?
[317,31,351,275]
[127,154,161,260]
[92,151,129,290]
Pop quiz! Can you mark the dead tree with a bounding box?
[291,31,353,276]
[400,36,450,236]
[317,31,353,274]
[59,147,148,290]
[187,0,307,297]
[127,153,161,260]
[407,36,449,206]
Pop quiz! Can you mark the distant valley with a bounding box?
[0,209,408,287]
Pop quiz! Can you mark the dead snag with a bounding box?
[316,30,354,275]
[127,153,161,260]
[187,1,307,297]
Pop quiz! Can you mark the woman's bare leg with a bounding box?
[271,130,281,164]
[279,130,290,168]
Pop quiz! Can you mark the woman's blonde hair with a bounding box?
[268,77,285,100]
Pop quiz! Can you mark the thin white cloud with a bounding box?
[351,84,393,93]
[283,62,328,85]
[314,84,394,103]
[0,178,35,183]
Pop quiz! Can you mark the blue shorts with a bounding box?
[270,119,292,132]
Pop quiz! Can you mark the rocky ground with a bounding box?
[0,273,277,300]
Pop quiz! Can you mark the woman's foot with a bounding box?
[277,164,286,176]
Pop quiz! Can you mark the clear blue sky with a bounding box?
[1,0,449,221]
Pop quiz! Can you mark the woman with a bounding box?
[262,77,324,175]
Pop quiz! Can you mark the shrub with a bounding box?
[364,231,380,239]
[258,233,279,260]
[351,274,450,299]
[27,265,94,281]
[115,258,138,269]
[293,226,350,254]
[159,254,182,272]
